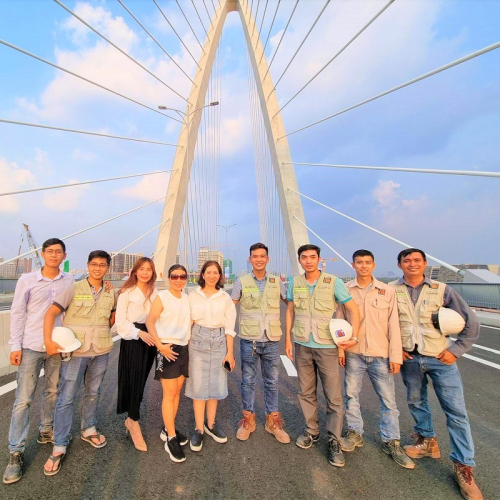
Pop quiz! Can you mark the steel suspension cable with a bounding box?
[202,0,214,29]
[262,0,300,82]
[0,40,182,123]
[54,0,188,102]
[275,0,394,116]
[191,0,209,38]
[258,0,281,65]
[289,188,462,274]
[175,0,205,53]
[0,197,166,268]
[152,0,201,69]
[252,0,261,37]
[258,0,269,37]
[267,0,330,98]
[119,0,197,83]
[0,118,176,146]
[280,40,500,139]
[285,162,500,178]
[0,170,173,197]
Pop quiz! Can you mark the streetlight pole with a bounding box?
[217,223,236,264]
[158,101,219,269]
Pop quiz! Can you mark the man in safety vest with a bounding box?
[285,244,360,467]
[391,248,482,500]
[231,243,289,443]
[43,250,116,477]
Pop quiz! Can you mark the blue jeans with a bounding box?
[8,349,61,453]
[240,339,280,414]
[401,353,475,466]
[53,354,109,452]
[344,353,400,442]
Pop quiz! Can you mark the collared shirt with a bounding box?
[115,286,158,340]
[336,277,402,364]
[395,276,480,358]
[9,269,74,352]
[231,272,287,301]
[189,287,237,337]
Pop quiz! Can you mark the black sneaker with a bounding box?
[3,452,24,484]
[190,429,204,452]
[204,421,228,443]
[165,436,186,463]
[160,427,188,446]
[295,431,320,449]
[328,436,345,468]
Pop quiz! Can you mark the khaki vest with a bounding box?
[292,272,337,346]
[63,279,114,356]
[390,279,449,356]
[238,273,282,341]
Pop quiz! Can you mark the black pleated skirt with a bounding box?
[116,323,157,421]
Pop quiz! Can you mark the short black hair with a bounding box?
[397,248,427,263]
[168,264,187,277]
[249,242,268,256]
[42,238,66,252]
[198,260,224,290]
[298,244,321,258]
[87,250,111,265]
[352,249,375,262]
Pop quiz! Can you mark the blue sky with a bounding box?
[0,0,499,276]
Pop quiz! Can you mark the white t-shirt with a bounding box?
[116,286,158,340]
[156,289,191,345]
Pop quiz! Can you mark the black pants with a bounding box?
[116,323,156,421]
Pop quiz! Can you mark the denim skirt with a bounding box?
[185,324,227,401]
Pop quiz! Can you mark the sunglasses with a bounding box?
[170,274,188,281]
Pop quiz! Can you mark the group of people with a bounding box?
[2,238,483,500]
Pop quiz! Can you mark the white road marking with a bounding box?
[0,337,121,396]
[450,337,500,355]
[462,354,500,370]
[482,325,500,331]
[280,355,297,377]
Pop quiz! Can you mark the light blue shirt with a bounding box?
[9,269,74,352]
[287,275,351,349]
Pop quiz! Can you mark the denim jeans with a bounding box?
[53,354,109,453]
[401,353,475,466]
[8,349,61,453]
[344,352,400,442]
[240,339,280,414]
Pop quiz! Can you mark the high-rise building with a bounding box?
[198,247,224,271]
[109,252,143,278]
[175,253,181,265]
[0,258,32,278]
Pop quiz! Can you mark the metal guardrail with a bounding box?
[447,283,500,310]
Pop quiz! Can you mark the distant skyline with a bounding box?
[1,0,499,276]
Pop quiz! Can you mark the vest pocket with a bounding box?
[266,296,280,309]
[316,320,332,340]
[314,293,333,312]
[293,292,308,311]
[267,319,282,338]
[73,299,93,318]
[292,320,307,340]
[242,292,260,308]
[240,319,261,337]
[97,329,113,349]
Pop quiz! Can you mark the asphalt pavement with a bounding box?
[0,319,498,499]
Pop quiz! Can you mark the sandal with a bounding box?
[43,452,65,476]
[80,432,107,449]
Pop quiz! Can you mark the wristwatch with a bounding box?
[352,337,359,343]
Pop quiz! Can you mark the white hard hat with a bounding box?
[431,308,465,335]
[52,327,82,353]
[329,319,353,345]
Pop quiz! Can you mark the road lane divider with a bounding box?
[462,354,500,370]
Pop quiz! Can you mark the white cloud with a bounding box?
[42,180,89,211]
[372,180,400,207]
[0,158,37,213]
[117,172,170,201]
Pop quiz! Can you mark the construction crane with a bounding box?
[321,258,338,272]
[23,223,42,270]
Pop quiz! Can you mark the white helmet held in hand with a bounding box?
[329,319,353,345]
[431,308,466,335]
[52,327,82,353]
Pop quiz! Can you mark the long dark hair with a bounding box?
[118,257,157,300]
[198,260,224,290]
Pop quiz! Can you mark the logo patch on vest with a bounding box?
[378,289,386,295]
[431,284,439,289]
[335,329,346,339]
[323,277,332,283]
[269,278,275,283]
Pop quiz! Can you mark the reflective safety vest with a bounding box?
[292,272,337,346]
[390,279,450,356]
[63,279,114,356]
[238,273,282,341]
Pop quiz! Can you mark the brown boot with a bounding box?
[454,462,483,500]
[236,411,256,441]
[403,434,441,459]
[265,412,290,444]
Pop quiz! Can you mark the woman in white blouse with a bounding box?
[186,260,237,452]
[115,257,158,452]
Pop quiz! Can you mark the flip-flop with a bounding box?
[43,453,65,476]
[80,432,107,449]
